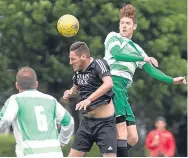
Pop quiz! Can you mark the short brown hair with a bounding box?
[70,41,90,56]
[120,4,137,24]
[16,66,37,90]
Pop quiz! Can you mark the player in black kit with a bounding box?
[63,41,117,157]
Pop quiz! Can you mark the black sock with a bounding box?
[127,144,133,150]
[117,139,128,157]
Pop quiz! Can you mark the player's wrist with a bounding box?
[87,97,92,103]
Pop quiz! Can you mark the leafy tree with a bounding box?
[0,0,187,156]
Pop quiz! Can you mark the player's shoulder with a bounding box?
[93,58,109,72]
[164,130,174,136]
[4,95,16,104]
[105,31,121,43]
[147,129,157,135]
[106,31,119,36]
[38,92,56,101]
[94,58,108,67]
[15,90,56,101]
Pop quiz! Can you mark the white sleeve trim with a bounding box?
[96,59,108,74]
[58,118,74,146]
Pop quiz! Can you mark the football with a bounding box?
[57,14,79,37]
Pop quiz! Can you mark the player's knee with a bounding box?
[128,135,139,146]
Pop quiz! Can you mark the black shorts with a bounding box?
[72,115,117,155]
[116,116,136,126]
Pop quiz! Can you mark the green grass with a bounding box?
[0,134,16,157]
[0,134,101,157]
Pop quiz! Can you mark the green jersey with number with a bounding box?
[0,89,74,157]
[104,32,148,87]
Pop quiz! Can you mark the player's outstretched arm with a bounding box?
[111,46,144,62]
[111,46,158,67]
[143,63,187,85]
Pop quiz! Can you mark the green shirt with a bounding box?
[104,31,148,87]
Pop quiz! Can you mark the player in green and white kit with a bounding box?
[0,67,74,157]
[104,4,187,157]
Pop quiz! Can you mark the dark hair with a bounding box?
[70,41,90,56]
[120,4,137,24]
[155,116,166,123]
[16,66,37,90]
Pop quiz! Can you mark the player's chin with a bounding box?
[73,67,78,71]
[120,32,129,37]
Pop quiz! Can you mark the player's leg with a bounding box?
[121,84,138,150]
[68,117,93,157]
[126,119,139,149]
[116,117,128,157]
[68,148,85,157]
[112,76,129,157]
[124,97,138,150]
[94,116,117,157]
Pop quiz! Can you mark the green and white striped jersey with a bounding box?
[104,32,148,87]
[0,89,74,157]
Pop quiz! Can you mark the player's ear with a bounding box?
[15,82,19,90]
[133,24,137,30]
[35,81,38,89]
[81,54,86,60]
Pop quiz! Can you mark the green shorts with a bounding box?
[112,75,135,122]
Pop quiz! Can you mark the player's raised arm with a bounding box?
[143,63,187,85]
[55,100,74,146]
[0,96,18,132]
[105,32,158,67]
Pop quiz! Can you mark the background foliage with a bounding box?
[0,0,187,156]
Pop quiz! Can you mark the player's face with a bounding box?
[155,121,166,130]
[119,17,136,38]
[69,51,84,71]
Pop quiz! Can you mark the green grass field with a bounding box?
[0,134,101,157]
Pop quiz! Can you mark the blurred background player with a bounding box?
[63,41,117,157]
[104,4,187,157]
[145,116,176,157]
[0,67,74,157]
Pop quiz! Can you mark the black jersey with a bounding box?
[73,58,114,112]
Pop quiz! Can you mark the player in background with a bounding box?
[0,67,74,157]
[104,4,187,157]
[63,41,117,157]
[145,116,176,157]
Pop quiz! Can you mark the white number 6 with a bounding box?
[34,106,48,132]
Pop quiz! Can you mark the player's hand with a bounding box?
[173,76,187,85]
[144,57,159,67]
[152,135,160,146]
[75,99,91,110]
[63,90,72,99]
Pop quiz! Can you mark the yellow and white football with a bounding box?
[57,14,79,37]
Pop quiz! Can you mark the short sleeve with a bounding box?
[135,44,148,69]
[95,59,111,79]
[104,32,121,52]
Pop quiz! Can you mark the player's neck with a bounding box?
[82,57,93,71]
[157,128,166,132]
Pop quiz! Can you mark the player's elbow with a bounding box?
[103,76,114,89]
[107,79,113,89]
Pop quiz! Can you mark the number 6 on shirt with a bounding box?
[34,106,48,132]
